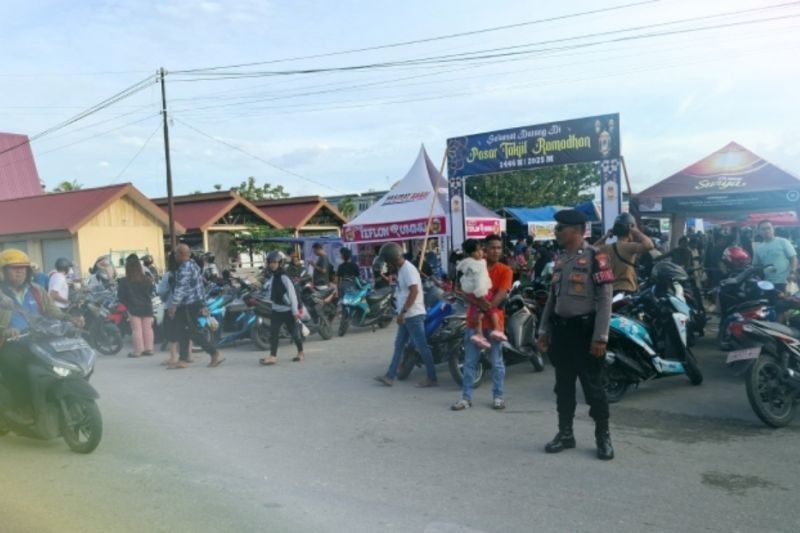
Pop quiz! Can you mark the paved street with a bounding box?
[1,324,798,533]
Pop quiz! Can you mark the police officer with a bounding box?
[538,209,615,460]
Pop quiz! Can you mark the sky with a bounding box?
[2,0,800,200]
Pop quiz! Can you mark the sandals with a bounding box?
[259,357,277,366]
[292,353,305,362]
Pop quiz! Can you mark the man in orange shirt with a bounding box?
[452,234,513,410]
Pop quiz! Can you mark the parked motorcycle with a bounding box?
[338,278,395,337]
[69,290,123,356]
[296,279,337,341]
[715,264,778,350]
[604,262,703,403]
[0,317,103,454]
[725,312,800,427]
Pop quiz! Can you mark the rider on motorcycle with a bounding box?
[0,249,77,420]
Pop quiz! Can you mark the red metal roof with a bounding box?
[260,201,319,228]
[0,183,180,237]
[168,199,237,231]
[0,132,44,200]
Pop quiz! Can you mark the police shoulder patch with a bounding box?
[592,250,614,285]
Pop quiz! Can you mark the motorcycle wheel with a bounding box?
[60,398,103,454]
[323,303,337,322]
[94,323,123,356]
[746,353,795,428]
[338,315,351,337]
[397,348,419,381]
[316,317,332,340]
[684,347,703,385]
[250,322,271,350]
[448,346,484,388]
[605,367,629,403]
[378,316,393,329]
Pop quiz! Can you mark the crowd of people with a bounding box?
[4,210,799,459]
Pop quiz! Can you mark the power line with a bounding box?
[172,117,346,194]
[171,1,800,80]
[111,122,163,184]
[0,74,158,158]
[173,0,659,74]
[36,114,161,156]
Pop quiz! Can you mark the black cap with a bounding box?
[554,209,587,225]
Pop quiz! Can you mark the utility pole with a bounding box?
[160,67,177,252]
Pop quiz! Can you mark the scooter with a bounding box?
[725,316,800,427]
[0,317,103,454]
[715,265,778,349]
[604,265,704,403]
[69,289,123,356]
[296,279,337,341]
[338,278,395,337]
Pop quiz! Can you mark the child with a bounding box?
[457,239,507,349]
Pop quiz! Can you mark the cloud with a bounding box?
[98,161,110,168]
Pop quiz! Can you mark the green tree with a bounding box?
[466,163,600,210]
[337,196,356,220]
[213,184,222,191]
[52,180,83,192]
[232,176,289,201]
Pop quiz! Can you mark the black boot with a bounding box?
[545,421,576,454]
[595,422,614,461]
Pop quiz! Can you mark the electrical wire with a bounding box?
[110,122,163,184]
[172,117,345,194]
[171,2,800,80]
[173,0,660,74]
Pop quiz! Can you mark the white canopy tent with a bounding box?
[343,146,505,245]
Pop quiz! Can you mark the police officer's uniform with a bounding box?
[539,209,615,460]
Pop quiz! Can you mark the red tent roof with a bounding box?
[0,132,44,200]
[0,183,180,237]
[638,142,800,212]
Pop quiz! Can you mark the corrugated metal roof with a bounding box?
[0,132,44,200]
[0,183,181,237]
[152,191,283,231]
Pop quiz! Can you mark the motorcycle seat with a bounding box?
[751,320,800,338]
[367,287,392,302]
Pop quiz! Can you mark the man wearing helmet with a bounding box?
[374,242,437,388]
[48,257,73,310]
[202,252,221,283]
[595,213,654,295]
[754,220,797,293]
[141,254,159,283]
[0,249,76,419]
[259,250,304,365]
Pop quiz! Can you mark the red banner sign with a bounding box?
[343,217,448,243]
[466,218,503,238]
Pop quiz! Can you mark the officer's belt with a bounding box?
[551,313,595,327]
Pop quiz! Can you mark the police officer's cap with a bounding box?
[554,209,587,225]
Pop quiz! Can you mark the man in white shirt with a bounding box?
[48,257,73,310]
[374,242,437,387]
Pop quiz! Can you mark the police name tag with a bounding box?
[726,347,761,364]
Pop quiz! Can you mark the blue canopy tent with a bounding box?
[498,202,599,239]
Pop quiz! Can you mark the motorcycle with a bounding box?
[0,317,103,454]
[338,278,395,337]
[69,290,123,356]
[396,293,476,385]
[296,278,337,341]
[401,281,545,386]
[725,317,800,427]
[604,262,703,403]
[715,265,778,350]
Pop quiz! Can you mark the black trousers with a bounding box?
[549,316,609,427]
[175,303,217,361]
[0,344,30,409]
[269,310,303,357]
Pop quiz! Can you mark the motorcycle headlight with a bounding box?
[53,366,72,378]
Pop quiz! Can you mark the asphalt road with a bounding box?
[1,325,798,533]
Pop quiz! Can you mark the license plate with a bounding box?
[726,347,761,364]
[51,339,89,352]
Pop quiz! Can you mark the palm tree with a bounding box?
[53,180,82,192]
[338,196,356,220]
